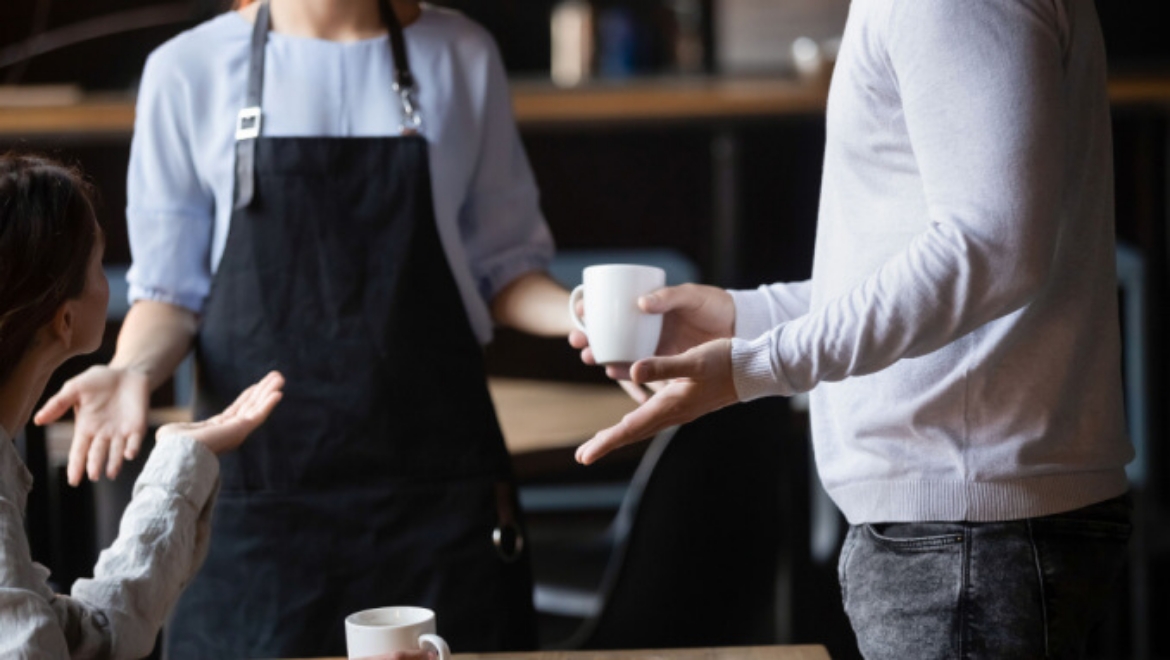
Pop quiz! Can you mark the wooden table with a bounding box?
[487,377,636,455]
[303,646,832,660]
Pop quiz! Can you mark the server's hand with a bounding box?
[34,366,150,485]
[157,371,284,454]
[575,338,737,465]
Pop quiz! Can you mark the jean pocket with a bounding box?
[864,523,966,552]
[838,527,860,600]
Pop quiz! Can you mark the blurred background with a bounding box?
[2,1,1168,658]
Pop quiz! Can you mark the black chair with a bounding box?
[533,398,791,650]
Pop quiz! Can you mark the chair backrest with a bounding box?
[566,398,789,649]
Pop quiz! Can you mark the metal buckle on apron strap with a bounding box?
[393,82,423,135]
[493,481,525,563]
[493,524,524,563]
[236,106,262,141]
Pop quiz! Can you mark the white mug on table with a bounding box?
[345,606,450,660]
[569,264,665,365]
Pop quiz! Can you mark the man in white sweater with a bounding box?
[571,0,1133,656]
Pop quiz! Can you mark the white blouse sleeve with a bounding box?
[68,437,220,660]
[125,46,216,314]
[0,435,217,660]
[457,37,555,303]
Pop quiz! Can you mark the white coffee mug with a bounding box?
[345,606,450,660]
[569,264,665,365]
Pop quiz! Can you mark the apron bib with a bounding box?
[165,3,536,656]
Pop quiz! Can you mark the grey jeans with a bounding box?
[838,494,1131,660]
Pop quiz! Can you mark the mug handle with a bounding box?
[419,633,450,660]
[568,284,588,333]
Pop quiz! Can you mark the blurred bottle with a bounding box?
[791,37,823,81]
[597,7,637,78]
[550,0,595,87]
[665,0,704,74]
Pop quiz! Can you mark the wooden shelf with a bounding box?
[510,76,830,127]
[1104,75,1170,108]
[5,74,1168,140]
[0,93,135,140]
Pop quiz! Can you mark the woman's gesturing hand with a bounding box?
[575,338,738,465]
[34,366,151,486]
[157,371,284,455]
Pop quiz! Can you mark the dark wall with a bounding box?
[0,0,225,89]
[2,0,1167,89]
[1095,1,1170,71]
[0,0,711,86]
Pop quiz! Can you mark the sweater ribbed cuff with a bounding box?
[135,435,220,507]
[731,334,791,401]
[729,288,775,340]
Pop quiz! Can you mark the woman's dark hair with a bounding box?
[0,153,100,383]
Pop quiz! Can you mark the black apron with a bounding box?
[165,2,536,656]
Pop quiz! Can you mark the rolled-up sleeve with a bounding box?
[126,48,216,314]
[1,435,219,660]
[1,506,75,658]
[69,436,220,660]
[458,38,554,303]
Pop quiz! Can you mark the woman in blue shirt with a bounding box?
[36,1,573,656]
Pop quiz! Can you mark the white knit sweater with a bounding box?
[730,0,1132,524]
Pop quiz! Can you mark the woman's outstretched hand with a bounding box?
[575,338,738,465]
[157,371,284,455]
[34,366,151,486]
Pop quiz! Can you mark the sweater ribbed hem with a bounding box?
[135,435,220,508]
[729,288,775,340]
[731,334,791,401]
[828,469,1130,524]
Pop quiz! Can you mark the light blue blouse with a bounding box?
[126,5,553,343]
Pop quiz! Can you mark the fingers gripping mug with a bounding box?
[345,606,450,660]
[569,264,665,365]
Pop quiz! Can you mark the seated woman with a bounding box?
[0,153,285,658]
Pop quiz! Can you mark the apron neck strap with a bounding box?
[245,0,271,112]
[234,0,423,209]
[379,0,415,91]
[232,0,270,209]
[239,0,422,137]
